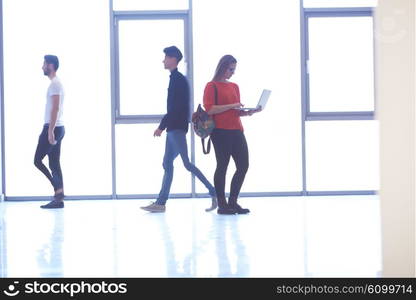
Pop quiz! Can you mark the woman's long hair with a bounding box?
[212,55,237,81]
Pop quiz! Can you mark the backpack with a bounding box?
[191,84,218,154]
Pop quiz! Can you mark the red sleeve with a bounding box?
[203,82,216,112]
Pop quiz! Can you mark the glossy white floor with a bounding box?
[0,196,382,278]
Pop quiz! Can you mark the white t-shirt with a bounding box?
[44,76,64,126]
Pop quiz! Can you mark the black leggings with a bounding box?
[210,129,249,203]
[34,125,65,191]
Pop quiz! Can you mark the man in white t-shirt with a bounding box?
[35,55,65,209]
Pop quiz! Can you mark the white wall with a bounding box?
[376,0,415,277]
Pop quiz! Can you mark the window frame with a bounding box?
[0,1,378,200]
[110,4,196,198]
[112,10,190,124]
[302,7,375,121]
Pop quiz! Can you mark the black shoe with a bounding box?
[41,200,64,209]
[231,204,250,214]
[217,207,237,215]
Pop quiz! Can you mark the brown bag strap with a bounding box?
[201,137,212,154]
[200,83,218,155]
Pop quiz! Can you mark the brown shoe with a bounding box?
[140,202,166,213]
[205,197,218,212]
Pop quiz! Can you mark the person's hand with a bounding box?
[239,107,261,116]
[48,130,57,145]
[154,128,163,137]
[232,103,244,109]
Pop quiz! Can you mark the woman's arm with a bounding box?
[207,103,242,115]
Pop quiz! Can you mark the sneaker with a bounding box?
[205,196,218,212]
[141,202,165,213]
[41,200,64,209]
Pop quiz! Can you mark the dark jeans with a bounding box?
[210,129,249,206]
[34,124,65,191]
[156,129,216,205]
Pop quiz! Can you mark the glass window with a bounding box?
[306,120,379,191]
[193,0,302,193]
[3,0,111,196]
[303,0,378,8]
[115,124,191,195]
[308,16,375,112]
[117,19,185,116]
[113,0,188,11]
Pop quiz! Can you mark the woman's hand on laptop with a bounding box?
[232,103,244,109]
[239,108,259,116]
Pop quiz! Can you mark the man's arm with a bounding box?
[155,74,188,136]
[156,78,177,132]
[155,107,169,137]
[48,95,60,144]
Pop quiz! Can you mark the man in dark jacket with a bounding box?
[141,46,217,213]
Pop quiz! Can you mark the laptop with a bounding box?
[234,89,272,112]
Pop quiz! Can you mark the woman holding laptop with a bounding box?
[203,55,261,215]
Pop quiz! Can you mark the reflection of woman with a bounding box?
[203,55,260,215]
[214,215,249,276]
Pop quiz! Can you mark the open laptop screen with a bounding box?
[236,89,272,111]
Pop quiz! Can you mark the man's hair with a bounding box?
[163,46,183,63]
[44,55,59,71]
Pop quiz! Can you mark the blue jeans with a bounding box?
[156,129,216,205]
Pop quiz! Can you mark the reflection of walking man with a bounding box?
[36,55,66,209]
[37,210,64,276]
[141,46,217,213]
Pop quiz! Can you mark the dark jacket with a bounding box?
[158,68,190,133]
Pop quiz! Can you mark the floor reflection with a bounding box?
[0,201,6,277]
[0,196,381,277]
[36,210,64,277]
[214,215,249,277]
